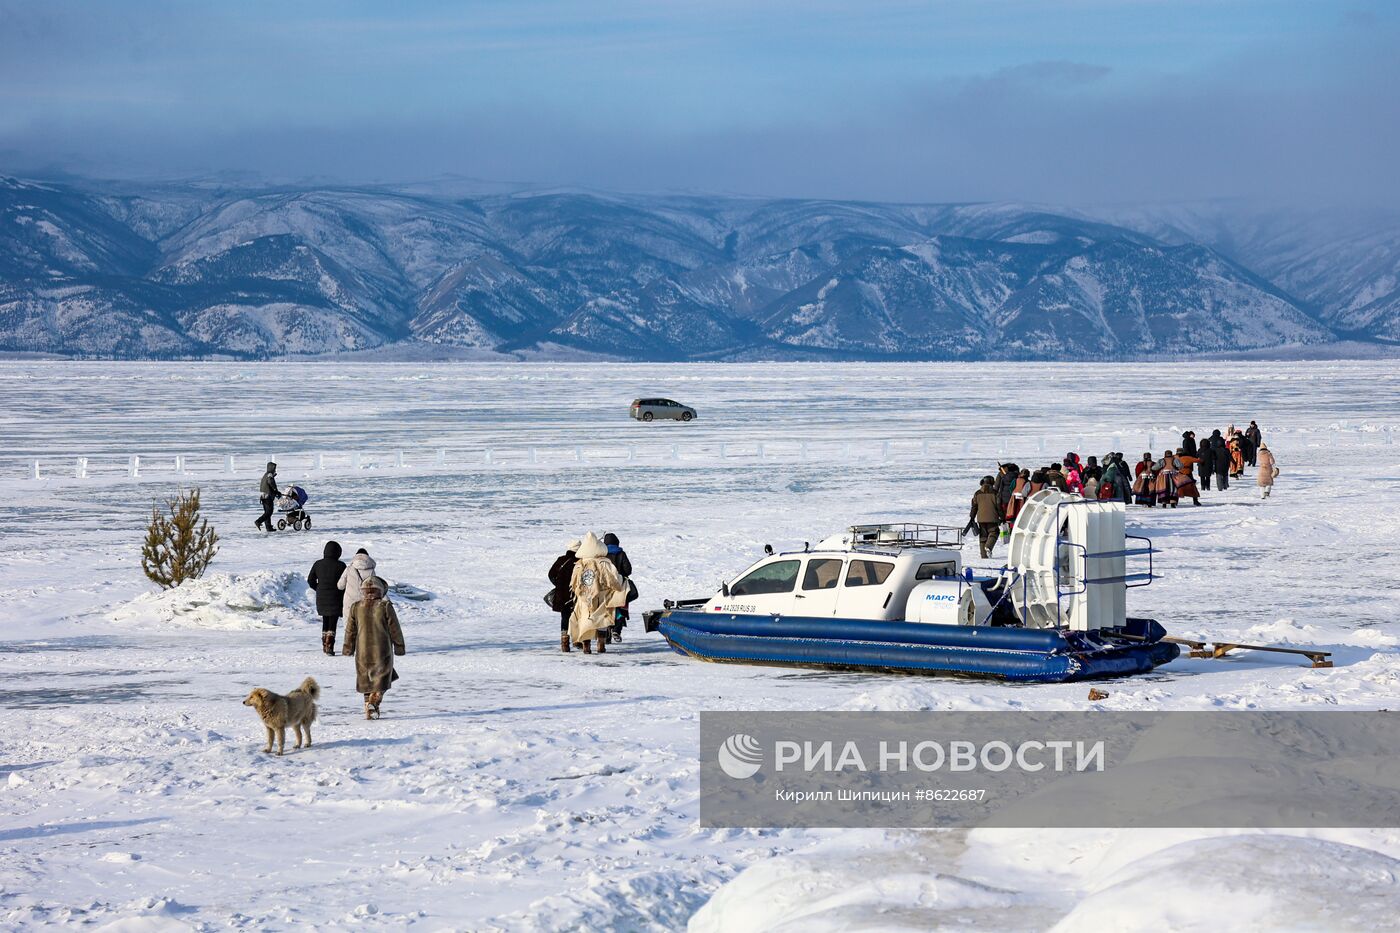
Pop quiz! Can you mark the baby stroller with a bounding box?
[275,485,312,531]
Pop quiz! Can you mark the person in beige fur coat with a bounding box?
[569,532,627,654]
[342,576,405,719]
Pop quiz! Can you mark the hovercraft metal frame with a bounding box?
[966,495,1156,632]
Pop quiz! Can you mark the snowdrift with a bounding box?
[691,831,1400,931]
[110,571,312,630]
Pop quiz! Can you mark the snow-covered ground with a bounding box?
[1,360,1398,930]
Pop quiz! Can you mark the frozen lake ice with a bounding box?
[2,360,1399,929]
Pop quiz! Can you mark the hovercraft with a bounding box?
[644,490,1178,683]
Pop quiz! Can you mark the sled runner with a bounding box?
[1163,635,1333,669]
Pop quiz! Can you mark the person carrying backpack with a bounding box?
[338,549,378,619]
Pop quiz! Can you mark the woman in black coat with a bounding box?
[549,541,579,652]
[308,540,347,655]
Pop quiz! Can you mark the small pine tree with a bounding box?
[142,488,219,589]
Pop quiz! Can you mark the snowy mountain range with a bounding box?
[1,175,1395,359]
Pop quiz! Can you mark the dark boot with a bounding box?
[560,632,571,653]
[611,624,623,643]
[596,635,606,654]
[580,640,592,654]
[321,631,335,655]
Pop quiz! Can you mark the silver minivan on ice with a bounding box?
[630,398,697,422]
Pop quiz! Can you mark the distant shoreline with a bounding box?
[3,340,1398,365]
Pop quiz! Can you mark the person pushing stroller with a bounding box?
[255,461,279,532]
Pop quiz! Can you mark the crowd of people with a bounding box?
[968,420,1279,558]
[306,541,404,720]
[548,532,636,654]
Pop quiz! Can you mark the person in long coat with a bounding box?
[1208,430,1230,489]
[1132,454,1157,506]
[569,532,627,654]
[1228,434,1245,478]
[1006,469,1031,524]
[1101,458,1127,503]
[342,576,404,719]
[1246,421,1263,463]
[307,540,347,655]
[1173,450,1202,505]
[549,540,580,652]
[1181,431,1198,458]
[1196,438,1214,490]
[1152,451,1181,508]
[1256,443,1278,499]
[1238,431,1256,470]
[338,549,377,620]
[995,463,1018,514]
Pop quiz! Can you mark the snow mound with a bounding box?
[110,571,311,630]
[1242,617,1328,645]
[691,843,1021,933]
[1050,835,1400,931]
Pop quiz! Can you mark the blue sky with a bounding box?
[0,1,1395,205]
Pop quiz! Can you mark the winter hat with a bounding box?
[603,532,620,546]
[324,540,342,560]
[576,532,607,560]
[266,461,277,472]
[568,539,582,552]
[361,576,386,596]
[356,548,369,555]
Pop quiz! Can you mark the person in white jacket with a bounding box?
[337,549,378,621]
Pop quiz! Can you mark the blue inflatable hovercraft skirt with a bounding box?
[655,611,1178,683]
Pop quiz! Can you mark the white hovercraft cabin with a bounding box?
[647,490,1176,682]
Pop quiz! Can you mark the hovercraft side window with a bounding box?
[915,561,957,580]
[730,560,800,596]
[803,558,843,590]
[844,560,894,587]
